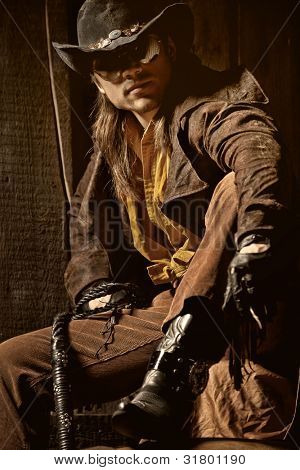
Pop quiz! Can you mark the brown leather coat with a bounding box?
[64,56,292,314]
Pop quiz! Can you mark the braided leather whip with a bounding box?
[51,282,148,449]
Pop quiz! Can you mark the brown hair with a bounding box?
[91,83,172,203]
[91,32,176,203]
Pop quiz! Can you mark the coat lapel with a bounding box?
[161,133,208,209]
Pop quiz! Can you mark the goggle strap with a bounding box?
[140,37,160,64]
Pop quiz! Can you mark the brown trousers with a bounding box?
[0,174,298,449]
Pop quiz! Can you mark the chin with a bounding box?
[131,97,160,114]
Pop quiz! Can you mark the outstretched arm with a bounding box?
[203,101,293,246]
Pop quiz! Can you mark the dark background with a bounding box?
[1,0,300,340]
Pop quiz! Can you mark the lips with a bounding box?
[126,80,153,95]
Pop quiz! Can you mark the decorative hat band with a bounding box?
[88,22,147,50]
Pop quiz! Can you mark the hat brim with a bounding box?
[53,3,194,75]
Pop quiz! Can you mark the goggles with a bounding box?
[93,35,161,83]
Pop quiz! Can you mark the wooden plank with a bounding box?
[0,0,72,339]
[187,0,239,70]
[237,0,300,182]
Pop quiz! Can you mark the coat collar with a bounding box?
[169,57,269,121]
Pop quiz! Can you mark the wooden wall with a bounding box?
[0,0,73,340]
[1,0,300,341]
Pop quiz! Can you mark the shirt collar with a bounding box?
[125,113,156,159]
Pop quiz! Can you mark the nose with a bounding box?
[122,62,143,80]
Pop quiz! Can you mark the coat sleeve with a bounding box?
[64,152,112,306]
[162,101,295,330]
[194,101,293,246]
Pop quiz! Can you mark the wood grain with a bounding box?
[237,0,300,184]
[0,0,72,339]
[188,0,239,70]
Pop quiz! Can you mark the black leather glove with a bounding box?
[77,280,149,316]
[223,234,272,328]
[80,281,129,314]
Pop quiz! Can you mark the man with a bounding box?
[0,0,298,449]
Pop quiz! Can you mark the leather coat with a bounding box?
[64,55,293,315]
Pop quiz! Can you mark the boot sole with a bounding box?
[112,403,170,440]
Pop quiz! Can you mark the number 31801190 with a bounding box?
[183,454,246,465]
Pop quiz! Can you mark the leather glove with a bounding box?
[79,281,129,314]
[223,234,272,328]
[84,289,128,313]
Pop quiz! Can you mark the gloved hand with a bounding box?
[78,281,129,314]
[83,288,128,313]
[223,234,272,328]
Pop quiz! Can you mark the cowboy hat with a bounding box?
[53,0,194,75]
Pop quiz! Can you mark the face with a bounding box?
[93,35,176,123]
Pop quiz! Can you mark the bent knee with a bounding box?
[205,172,238,231]
[213,172,238,206]
[0,328,52,378]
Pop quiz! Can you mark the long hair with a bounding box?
[91,30,178,203]
[91,83,172,203]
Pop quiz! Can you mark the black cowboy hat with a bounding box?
[53,0,194,75]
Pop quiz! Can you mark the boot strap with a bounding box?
[148,351,210,397]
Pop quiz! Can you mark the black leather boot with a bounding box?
[112,313,209,440]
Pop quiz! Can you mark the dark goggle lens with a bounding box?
[117,36,149,66]
[95,36,160,76]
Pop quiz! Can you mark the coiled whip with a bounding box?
[51,281,148,450]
